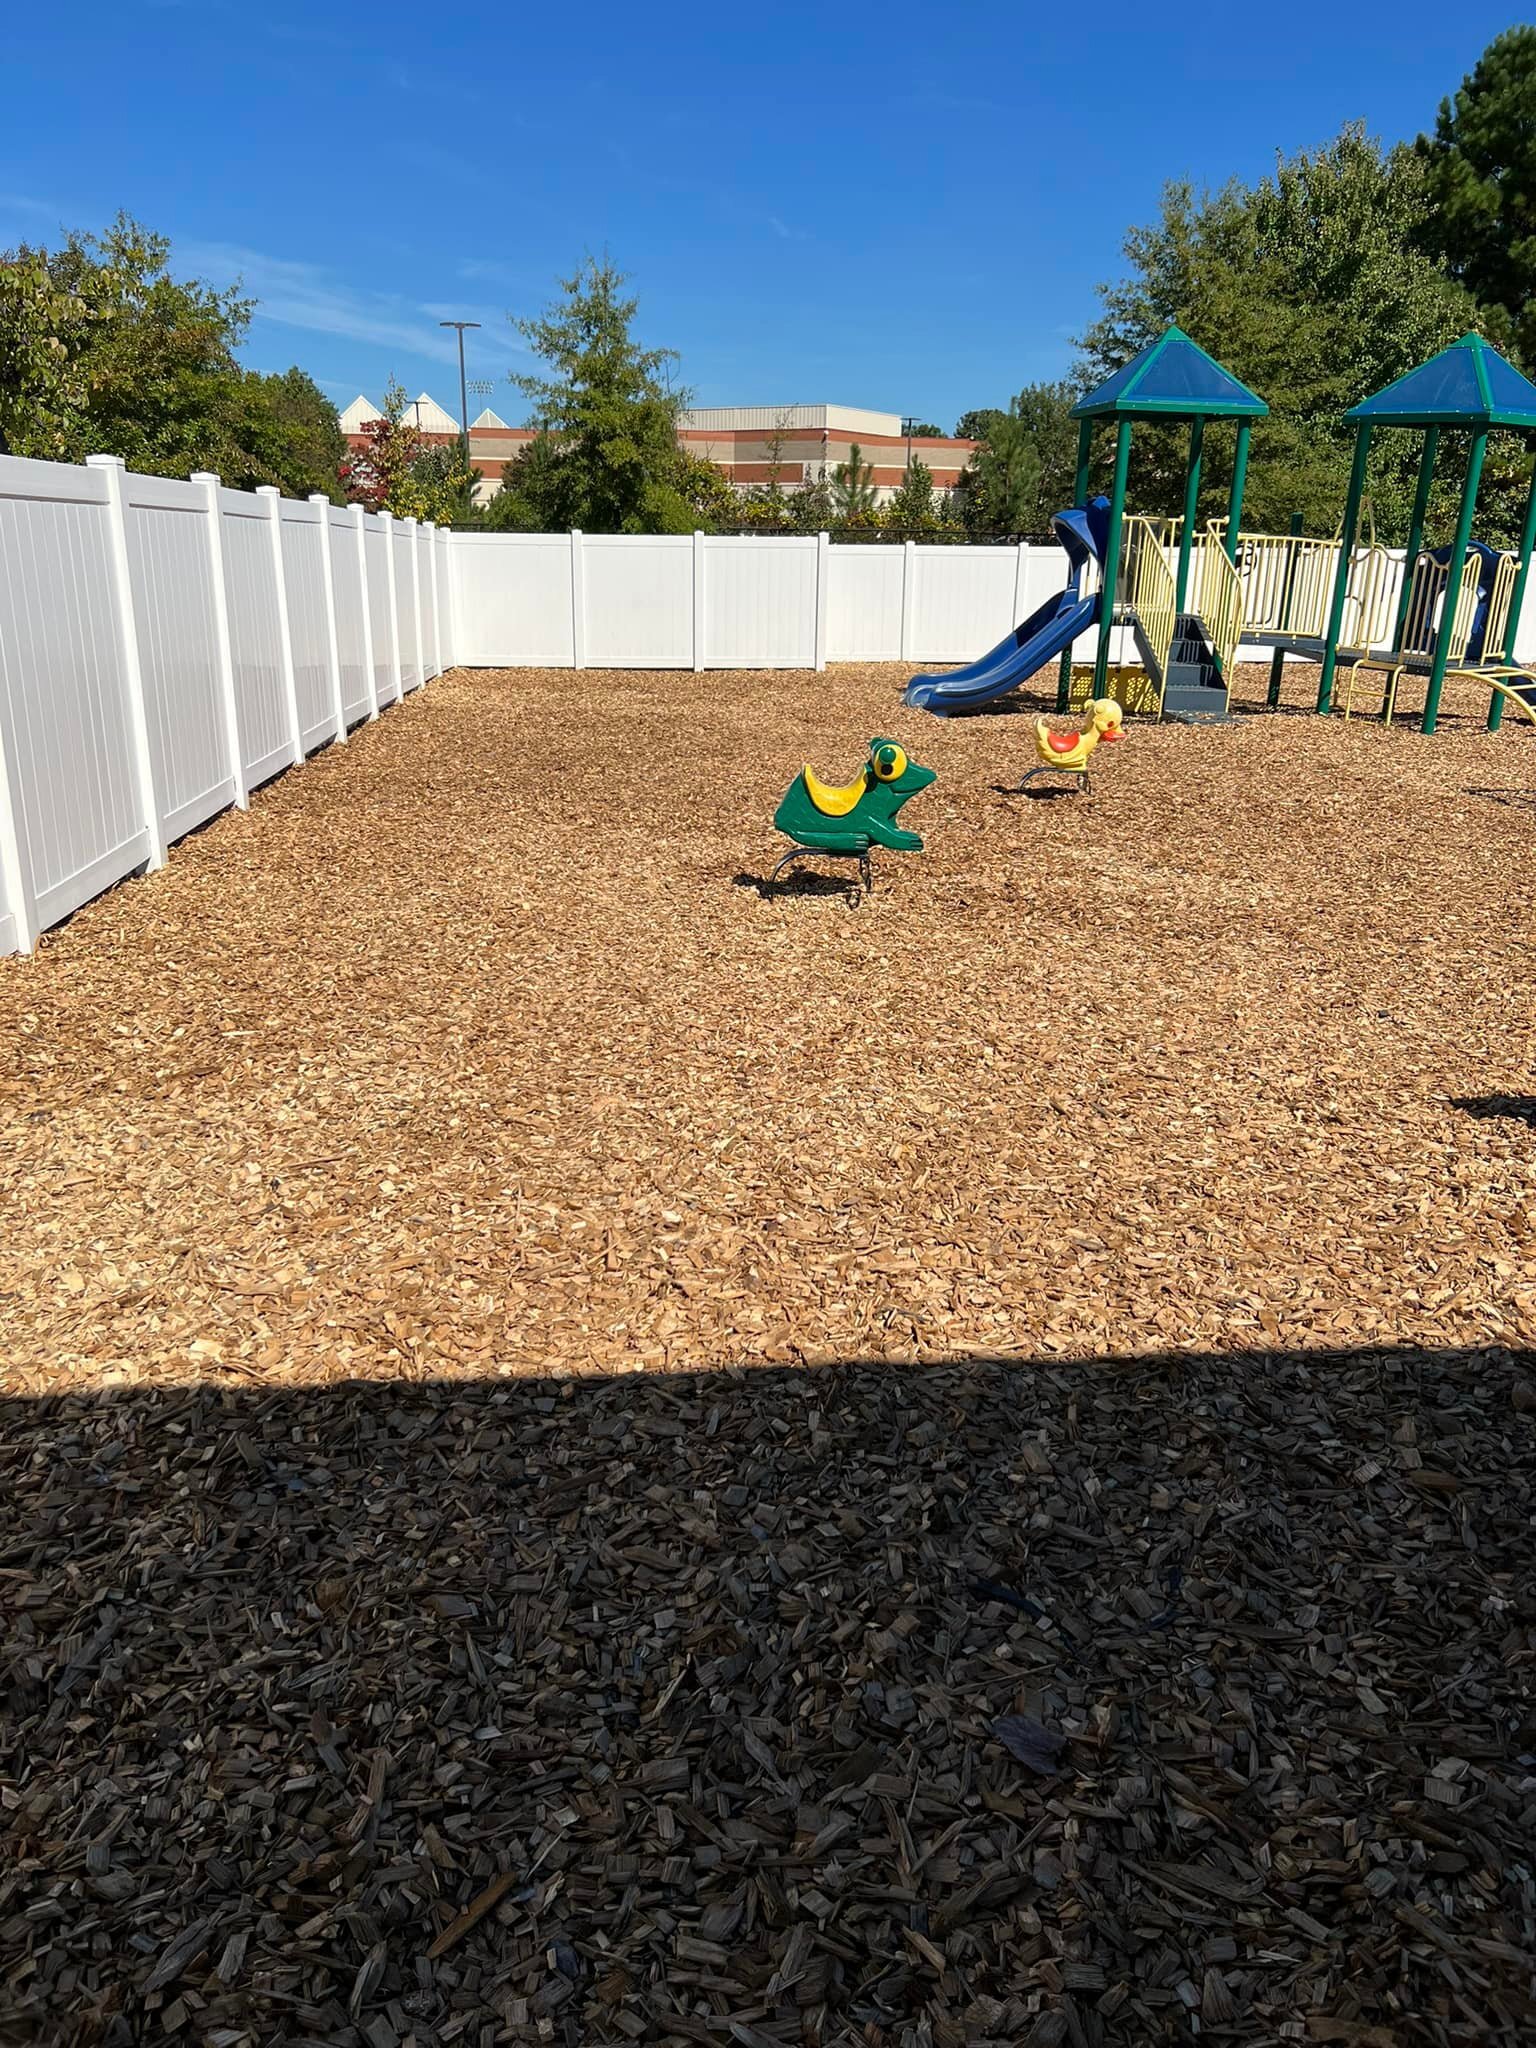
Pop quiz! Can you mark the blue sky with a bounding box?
[2,3,1520,432]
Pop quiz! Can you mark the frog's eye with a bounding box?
[872,744,907,782]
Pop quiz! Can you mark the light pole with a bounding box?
[902,415,918,475]
[439,320,482,462]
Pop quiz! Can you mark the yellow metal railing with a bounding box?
[1400,547,1483,663]
[1340,545,1395,652]
[1118,515,1177,707]
[1191,533,1244,679]
[1482,552,1519,661]
[1235,532,1393,649]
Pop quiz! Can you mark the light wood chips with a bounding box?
[2,661,1534,2045]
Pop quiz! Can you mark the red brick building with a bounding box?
[339,396,978,508]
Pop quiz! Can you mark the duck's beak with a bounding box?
[1099,729,1123,742]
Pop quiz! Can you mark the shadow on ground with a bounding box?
[3,1342,1534,2046]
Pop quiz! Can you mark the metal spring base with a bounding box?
[766,845,874,901]
[1016,765,1090,795]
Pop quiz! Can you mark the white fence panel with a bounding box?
[907,546,1020,662]
[393,522,421,692]
[219,491,294,787]
[122,469,236,842]
[331,509,372,723]
[583,536,694,668]
[0,459,149,938]
[364,515,397,705]
[279,499,335,748]
[449,535,576,667]
[701,537,819,669]
[826,546,905,661]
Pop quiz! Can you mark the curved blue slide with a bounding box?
[904,498,1110,715]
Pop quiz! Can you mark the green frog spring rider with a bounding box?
[769,738,937,897]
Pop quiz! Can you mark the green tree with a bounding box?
[481,432,566,530]
[340,379,423,514]
[969,409,1040,532]
[954,408,1005,443]
[789,471,835,534]
[0,213,251,469]
[831,442,877,522]
[1077,126,1490,537]
[508,256,695,533]
[1417,27,1536,364]
[397,440,480,525]
[0,213,347,496]
[905,421,943,438]
[883,456,939,532]
[227,367,347,500]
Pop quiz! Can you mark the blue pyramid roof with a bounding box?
[1072,326,1268,420]
[1346,333,1536,429]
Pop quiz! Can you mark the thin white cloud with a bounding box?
[181,239,467,363]
[0,193,67,222]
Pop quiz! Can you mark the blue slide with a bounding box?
[903,498,1110,714]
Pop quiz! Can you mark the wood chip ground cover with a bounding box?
[1,661,1533,2045]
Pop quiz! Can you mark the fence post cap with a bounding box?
[84,452,125,468]
[190,470,220,485]
[309,492,330,505]
[255,485,281,499]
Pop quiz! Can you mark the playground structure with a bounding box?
[905,328,1536,736]
[1059,328,1268,723]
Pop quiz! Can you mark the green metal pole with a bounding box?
[1093,419,1133,697]
[1174,417,1204,615]
[1225,421,1251,564]
[1267,512,1303,707]
[1390,428,1439,656]
[1487,442,1536,731]
[1423,428,1488,736]
[1057,419,1095,711]
[1317,425,1372,715]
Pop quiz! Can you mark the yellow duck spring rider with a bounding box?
[1019,697,1125,794]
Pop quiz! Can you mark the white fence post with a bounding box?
[900,539,916,661]
[191,472,248,809]
[353,505,379,720]
[312,495,347,744]
[693,530,706,673]
[814,532,829,674]
[0,705,37,955]
[428,525,444,678]
[570,530,586,670]
[1013,540,1029,627]
[407,517,425,689]
[438,532,454,673]
[380,509,403,703]
[258,486,304,764]
[86,455,167,871]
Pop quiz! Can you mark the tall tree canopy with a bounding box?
[0,214,346,498]
[1417,26,1536,365]
[502,257,698,533]
[1077,127,1488,538]
[953,384,1078,536]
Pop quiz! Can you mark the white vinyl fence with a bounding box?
[6,450,1536,959]
[448,530,1120,671]
[0,451,450,956]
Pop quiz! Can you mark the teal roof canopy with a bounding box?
[1071,326,1269,420]
[1345,333,1536,430]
